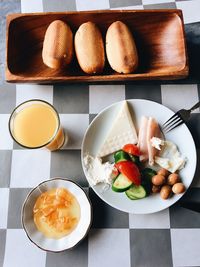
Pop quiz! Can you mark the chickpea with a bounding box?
[160,185,172,199]
[157,168,169,177]
[167,173,180,186]
[152,174,166,186]
[152,185,161,193]
[172,183,186,194]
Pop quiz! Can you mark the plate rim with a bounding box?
[81,99,197,214]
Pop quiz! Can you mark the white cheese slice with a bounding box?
[98,101,138,157]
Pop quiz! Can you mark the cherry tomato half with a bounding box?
[115,161,141,185]
[123,144,140,156]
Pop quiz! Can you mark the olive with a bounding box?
[152,185,161,193]
[152,174,166,186]
[160,185,172,199]
[167,173,180,186]
[157,168,169,177]
[172,183,186,194]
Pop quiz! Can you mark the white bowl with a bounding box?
[22,178,92,252]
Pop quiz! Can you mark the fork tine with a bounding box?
[163,116,183,132]
[162,113,179,127]
[162,115,181,131]
[164,118,184,133]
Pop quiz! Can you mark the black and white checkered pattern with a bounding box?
[1,0,200,266]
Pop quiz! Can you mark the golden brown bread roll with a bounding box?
[42,20,73,69]
[106,21,138,74]
[75,22,105,74]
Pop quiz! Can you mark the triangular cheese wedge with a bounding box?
[98,101,138,157]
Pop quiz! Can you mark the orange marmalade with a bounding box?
[33,188,80,239]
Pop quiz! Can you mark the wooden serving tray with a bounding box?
[6,10,188,83]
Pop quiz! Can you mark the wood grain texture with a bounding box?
[6,10,188,83]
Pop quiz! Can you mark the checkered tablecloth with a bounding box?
[1,0,200,266]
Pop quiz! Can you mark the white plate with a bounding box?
[22,178,92,252]
[81,99,197,214]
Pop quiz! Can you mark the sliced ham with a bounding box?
[137,116,149,162]
[146,117,162,166]
[138,116,162,165]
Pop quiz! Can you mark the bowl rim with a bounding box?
[21,177,93,252]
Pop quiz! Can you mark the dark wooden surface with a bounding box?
[6,9,188,83]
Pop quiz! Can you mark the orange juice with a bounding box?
[10,100,65,151]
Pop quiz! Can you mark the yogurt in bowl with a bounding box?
[22,178,92,252]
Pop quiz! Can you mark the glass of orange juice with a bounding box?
[9,100,65,151]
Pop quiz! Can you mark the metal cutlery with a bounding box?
[162,101,200,133]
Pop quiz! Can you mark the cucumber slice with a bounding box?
[112,174,132,192]
[142,168,157,179]
[125,185,146,200]
[141,168,157,196]
[129,154,140,166]
[125,191,138,200]
[141,180,151,196]
[114,150,130,163]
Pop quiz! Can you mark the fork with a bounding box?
[162,101,200,133]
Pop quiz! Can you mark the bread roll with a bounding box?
[106,21,138,74]
[75,22,105,74]
[42,20,73,69]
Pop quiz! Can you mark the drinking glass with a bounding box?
[9,99,65,151]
